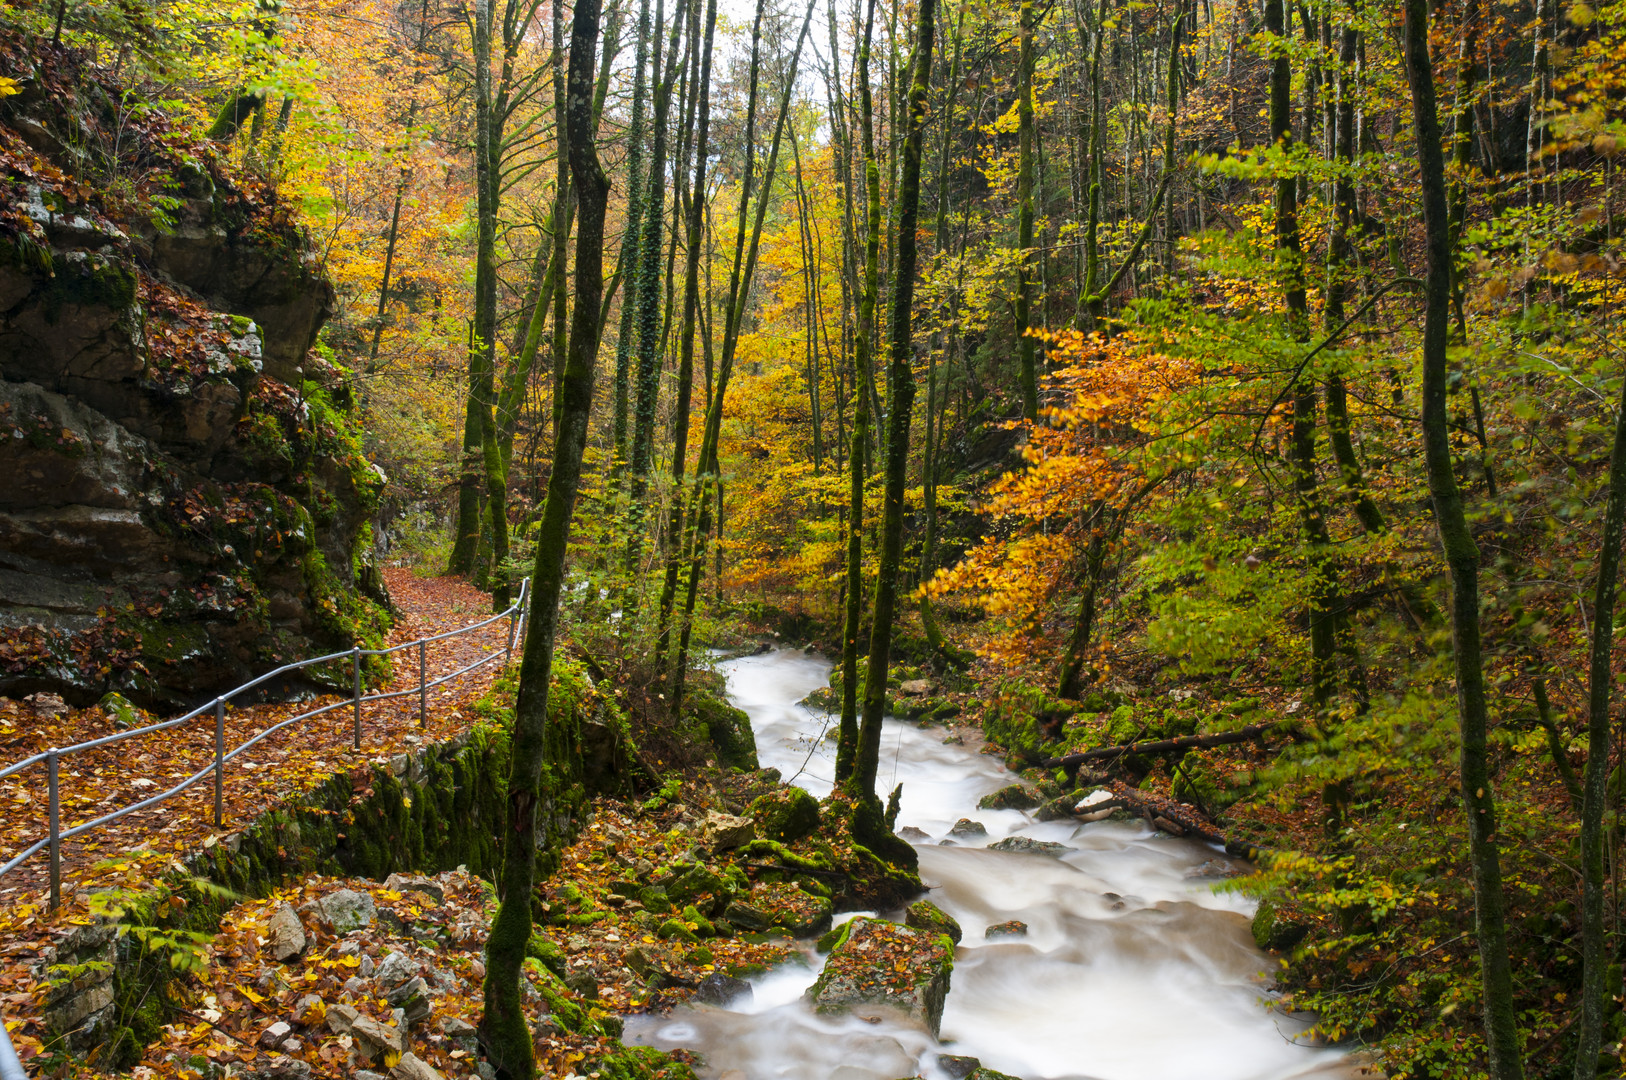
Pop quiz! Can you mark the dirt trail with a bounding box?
[0,569,514,904]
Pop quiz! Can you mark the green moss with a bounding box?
[685,685,758,770]
[748,787,820,844]
[905,899,963,944]
[43,250,137,321]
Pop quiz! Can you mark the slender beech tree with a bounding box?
[611,0,653,484]
[668,0,816,707]
[851,0,935,814]
[1013,0,1039,421]
[623,0,690,592]
[654,0,717,668]
[1266,0,1337,722]
[479,0,608,1070]
[1401,1,1525,1073]
[835,0,880,785]
[1573,346,1626,1076]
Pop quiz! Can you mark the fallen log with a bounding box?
[1102,780,1276,862]
[1041,721,1291,769]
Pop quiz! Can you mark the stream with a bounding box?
[625,649,1354,1080]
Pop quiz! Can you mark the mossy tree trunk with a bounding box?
[852,0,934,809]
[654,0,718,672]
[1401,2,1525,1075]
[1573,338,1626,1076]
[836,0,880,786]
[478,0,610,1070]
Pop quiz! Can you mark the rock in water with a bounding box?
[807,917,954,1037]
[986,836,1073,857]
[1034,795,1078,822]
[976,784,1042,811]
[984,920,1029,939]
[947,818,987,838]
[904,899,963,944]
[265,904,305,962]
[694,972,754,1007]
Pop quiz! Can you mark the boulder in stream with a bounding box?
[807,917,953,1037]
[986,836,1073,857]
[904,899,962,944]
[976,784,1042,811]
[984,919,1029,939]
[948,818,987,838]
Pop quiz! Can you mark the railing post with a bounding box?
[46,750,59,911]
[213,698,225,828]
[506,598,518,663]
[352,648,362,750]
[418,640,427,729]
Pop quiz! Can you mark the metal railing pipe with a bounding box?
[0,578,527,892]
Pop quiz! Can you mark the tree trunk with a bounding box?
[1573,358,1626,1077]
[623,0,690,595]
[1014,0,1039,422]
[654,0,717,671]
[610,0,653,486]
[852,0,935,816]
[478,0,610,1072]
[836,0,880,785]
[1402,1,1525,1074]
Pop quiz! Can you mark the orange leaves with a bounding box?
[926,330,1197,670]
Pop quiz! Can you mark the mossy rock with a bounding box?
[808,917,954,1038]
[679,904,717,938]
[905,899,962,944]
[665,863,729,907]
[657,918,700,944]
[749,787,821,844]
[976,784,1042,811]
[687,685,759,770]
[1252,898,1310,953]
[638,886,673,915]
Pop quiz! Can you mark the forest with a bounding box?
[0,0,1623,1073]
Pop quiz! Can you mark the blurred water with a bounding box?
[625,649,1352,1080]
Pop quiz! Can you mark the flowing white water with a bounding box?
[625,649,1352,1080]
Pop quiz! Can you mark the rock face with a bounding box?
[0,58,390,706]
[807,917,954,1037]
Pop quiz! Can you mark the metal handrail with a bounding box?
[0,578,529,909]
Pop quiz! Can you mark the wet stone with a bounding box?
[694,971,754,1007]
[986,836,1073,857]
[976,784,1042,811]
[807,917,954,1037]
[948,818,987,838]
[984,920,1029,939]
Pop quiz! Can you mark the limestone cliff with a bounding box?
[0,36,392,706]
